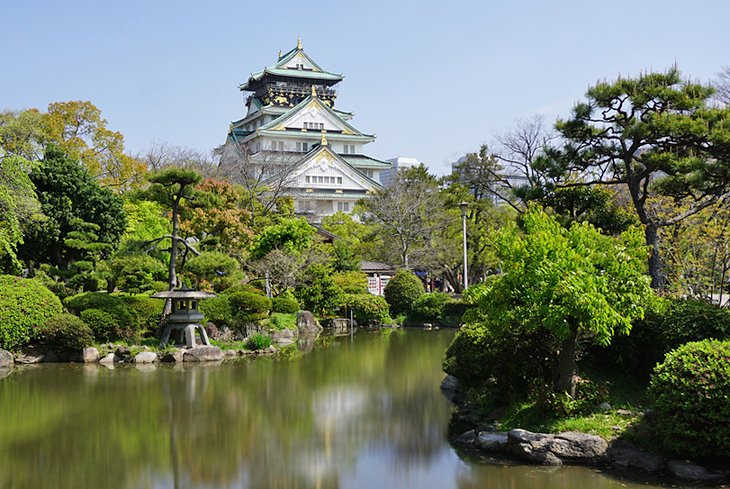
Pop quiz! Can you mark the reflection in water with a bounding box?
[0,331,682,489]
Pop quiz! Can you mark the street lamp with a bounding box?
[459,201,468,291]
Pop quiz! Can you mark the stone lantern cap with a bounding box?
[152,285,216,300]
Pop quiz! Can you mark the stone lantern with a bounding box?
[153,285,215,348]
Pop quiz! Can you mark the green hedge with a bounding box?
[228,291,272,325]
[383,270,424,316]
[65,292,162,342]
[199,295,233,326]
[0,275,63,351]
[410,292,453,321]
[443,321,555,401]
[344,294,391,325]
[35,314,94,352]
[272,295,300,314]
[648,340,730,459]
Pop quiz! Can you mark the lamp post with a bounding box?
[459,201,469,291]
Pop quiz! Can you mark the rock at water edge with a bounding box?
[81,347,99,363]
[667,460,724,483]
[183,346,224,362]
[133,351,159,364]
[296,311,322,334]
[0,349,13,368]
[476,432,509,452]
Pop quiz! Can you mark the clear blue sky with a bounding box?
[2,1,728,174]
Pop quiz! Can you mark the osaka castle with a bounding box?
[217,38,390,221]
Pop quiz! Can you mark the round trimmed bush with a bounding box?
[79,308,119,342]
[383,270,424,316]
[228,291,272,325]
[199,295,233,326]
[344,294,391,325]
[0,275,63,351]
[272,295,300,314]
[120,294,164,336]
[65,292,160,341]
[35,314,94,352]
[411,292,453,321]
[648,340,730,459]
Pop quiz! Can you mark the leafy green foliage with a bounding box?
[20,147,126,270]
[269,312,297,330]
[343,294,391,325]
[228,291,272,325]
[34,314,94,352]
[104,253,167,293]
[626,297,730,373]
[294,264,344,317]
[410,292,453,321]
[271,294,300,314]
[648,340,730,459]
[331,241,361,272]
[79,308,118,342]
[0,155,42,274]
[332,271,369,294]
[383,270,424,316]
[246,333,272,351]
[199,295,232,327]
[64,292,161,341]
[457,207,654,396]
[184,251,242,291]
[443,321,556,401]
[0,275,63,351]
[249,218,315,260]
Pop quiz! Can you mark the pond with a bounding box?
[0,329,679,488]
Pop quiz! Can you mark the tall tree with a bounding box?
[19,147,126,271]
[541,68,730,287]
[359,165,441,269]
[143,168,203,290]
[486,207,653,397]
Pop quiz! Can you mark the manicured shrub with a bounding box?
[626,297,730,373]
[332,271,368,294]
[648,340,730,459]
[34,314,94,352]
[272,294,300,314]
[65,292,160,341]
[0,275,63,351]
[410,292,453,321]
[294,264,344,317]
[269,312,297,330]
[79,308,119,342]
[221,283,265,296]
[383,270,424,316]
[247,333,272,350]
[343,294,391,325]
[199,295,233,326]
[443,321,555,401]
[119,294,164,335]
[228,291,272,325]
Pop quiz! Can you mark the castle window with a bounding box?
[337,177,342,184]
[305,176,310,183]
[337,202,350,212]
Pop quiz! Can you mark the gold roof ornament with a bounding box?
[278,49,282,59]
[320,130,328,146]
[297,37,302,50]
[311,85,317,97]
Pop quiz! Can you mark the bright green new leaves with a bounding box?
[249,218,315,260]
[486,207,653,346]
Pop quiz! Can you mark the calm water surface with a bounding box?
[0,330,680,489]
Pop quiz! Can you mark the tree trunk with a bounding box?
[555,325,578,398]
[644,223,666,289]
[168,199,180,291]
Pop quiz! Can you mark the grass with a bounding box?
[473,364,650,441]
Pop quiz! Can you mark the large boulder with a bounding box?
[666,460,724,483]
[0,349,13,368]
[507,429,607,466]
[132,351,159,364]
[80,347,99,363]
[14,352,44,364]
[161,350,184,363]
[440,374,464,405]
[296,311,322,334]
[476,432,509,452]
[606,439,666,473]
[183,346,224,362]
